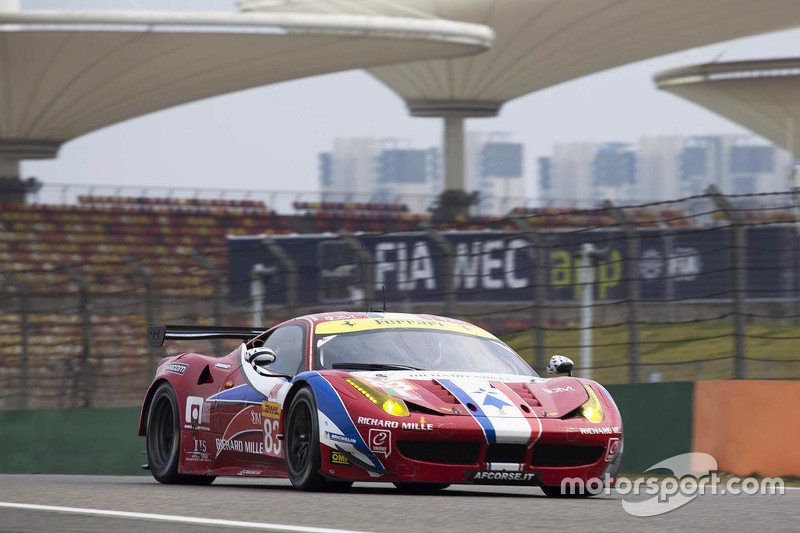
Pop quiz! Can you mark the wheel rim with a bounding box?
[287,399,313,476]
[150,395,175,469]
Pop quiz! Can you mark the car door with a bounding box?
[209,322,308,474]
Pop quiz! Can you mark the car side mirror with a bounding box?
[245,347,277,376]
[547,355,574,376]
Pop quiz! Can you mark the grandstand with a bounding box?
[2,181,799,410]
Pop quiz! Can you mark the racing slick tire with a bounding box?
[146,382,216,485]
[541,485,592,498]
[285,387,330,491]
[393,482,450,492]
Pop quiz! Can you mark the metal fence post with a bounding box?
[603,200,641,384]
[263,235,298,314]
[1,266,30,409]
[60,262,93,407]
[194,252,224,353]
[705,184,746,379]
[513,218,547,373]
[422,224,455,315]
[338,230,374,311]
[125,257,158,378]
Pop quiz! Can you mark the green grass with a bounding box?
[502,322,800,384]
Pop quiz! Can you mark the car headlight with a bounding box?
[580,385,604,423]
[345,378,409,417]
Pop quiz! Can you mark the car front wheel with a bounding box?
[285,387,328,490]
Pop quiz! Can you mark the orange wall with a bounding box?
[693,380,800,477]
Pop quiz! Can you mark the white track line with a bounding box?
[0,502,369,533]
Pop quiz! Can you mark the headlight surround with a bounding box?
[345,377,409,417]
[580,384,605,423]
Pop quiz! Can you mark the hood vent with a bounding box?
[427,381,459,404]
[506,382,541,407]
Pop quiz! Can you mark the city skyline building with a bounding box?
[319,133,523,215]
[539,134,795,204]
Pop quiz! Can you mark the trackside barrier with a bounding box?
[605,382,694,473]
[693,380,800,477]
[0,407,144,475]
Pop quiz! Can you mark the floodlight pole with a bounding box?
[603,200,641,384]
[513,217,547,373]
[0,266,29,409]
[579,243,596,381]
[705,184,746,379]
[250,263,270,327]
[338,230,374,311]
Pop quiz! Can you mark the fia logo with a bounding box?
[368,429,391,457]
[186,396,204,425]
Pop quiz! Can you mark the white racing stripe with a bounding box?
[0,501,370,533]
[438,377,534,445]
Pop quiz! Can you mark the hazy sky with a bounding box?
[19,1,800,200]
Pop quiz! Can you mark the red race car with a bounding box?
[139,312,622,496]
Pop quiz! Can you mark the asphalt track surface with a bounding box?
[0,475,796,532]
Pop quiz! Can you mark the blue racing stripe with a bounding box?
[207,384,264,404]
[437,378,496,443]
[306,372,384,471]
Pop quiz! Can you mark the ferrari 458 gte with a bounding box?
[139,312,622,496]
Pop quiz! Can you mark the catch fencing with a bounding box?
[1,188,799,409]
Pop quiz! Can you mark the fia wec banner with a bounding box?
[227,227,799,307]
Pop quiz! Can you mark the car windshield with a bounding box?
[314,328,536,376]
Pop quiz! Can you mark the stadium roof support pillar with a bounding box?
[0,141,60,178]
[408,100,501,217]
[443,116,465,192]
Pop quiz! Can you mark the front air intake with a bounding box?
[530,444,604,466]
[397,441,480,464]
[486,443,527,463]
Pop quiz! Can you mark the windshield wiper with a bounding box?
[331,362,422,371]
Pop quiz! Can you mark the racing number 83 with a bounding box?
[264,419,282,456]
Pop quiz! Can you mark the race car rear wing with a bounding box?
[147,324,265,347]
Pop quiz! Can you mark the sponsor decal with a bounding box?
[185,437,210,462]
[324,431,357,445]
[605,437,621,461]
[401,416,433,432]
[362,378,420,399]
[358,416,399,428]
[323,314,358,321]
[541,386,574,394]
[368,429,391,457]
[185,396,205,429]
[215,437,264,455]
[268,383,283,400]
[330,449,351,466]
[237,469,262,476]
[466,470,540,484]
[579,426,622,435]
[214,362,233,370]
[262,401,281,420]
[165,363,188,375]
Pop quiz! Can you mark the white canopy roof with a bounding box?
[245,0,800,117]
[655,58,800,158]
[0,9,492,159]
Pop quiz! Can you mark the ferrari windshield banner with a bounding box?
[227,227,798,307]
[315,317,495,337]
